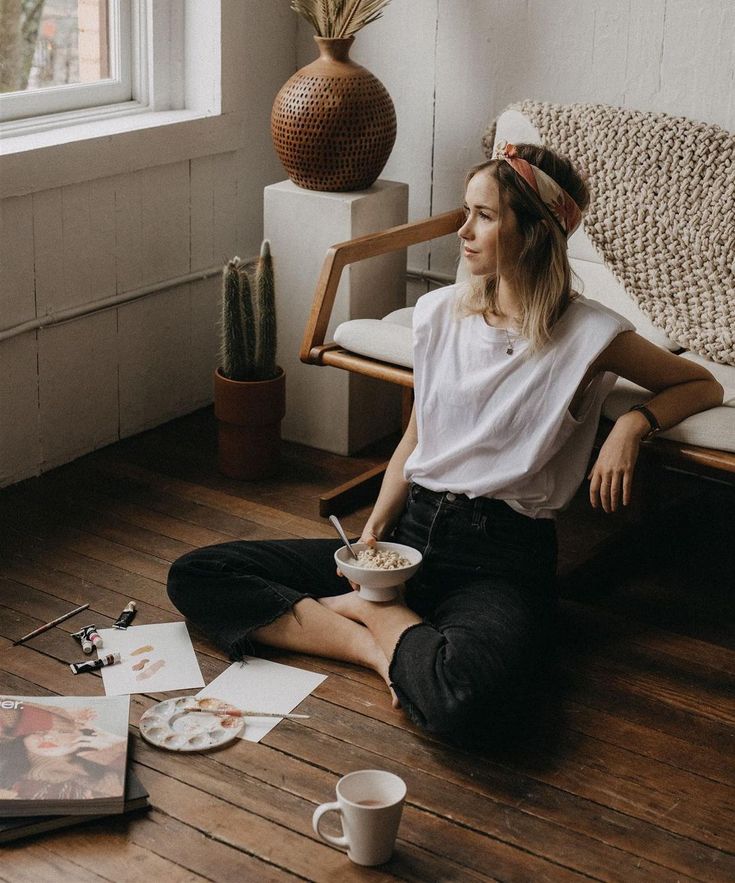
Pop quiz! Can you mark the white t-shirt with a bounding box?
[404,284,635,519]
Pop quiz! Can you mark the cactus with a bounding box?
[220,258,247,381]
[238,262,257,379]
[220,242,278,382]
[254,240,277,381]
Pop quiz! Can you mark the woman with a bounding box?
[168,143,723,737]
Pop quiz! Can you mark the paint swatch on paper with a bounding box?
[197,658,326,742]
[96,623,204,696]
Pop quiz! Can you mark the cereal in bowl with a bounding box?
[356,549,411,570]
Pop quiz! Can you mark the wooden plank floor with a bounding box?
[1,408,733,882]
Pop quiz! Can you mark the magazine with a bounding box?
[0,695,130,816]
[0,767,149,843]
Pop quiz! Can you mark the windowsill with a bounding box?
[0,108,243,199]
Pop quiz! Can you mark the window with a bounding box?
[0,1,222,185]
[0,0,190,135]
[0,0,133,123]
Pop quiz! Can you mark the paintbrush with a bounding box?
[12,603,90,646]
[185,706,310,720]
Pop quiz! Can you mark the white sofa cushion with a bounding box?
[570,259,679,351]
[333,317,414,368]
[381,307,414,328]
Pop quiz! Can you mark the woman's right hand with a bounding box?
[336,526,379,590]
[357,526,379,548]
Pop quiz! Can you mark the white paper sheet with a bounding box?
[96,623,205,695]
[196,657,326,742]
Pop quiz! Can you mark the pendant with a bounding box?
[504,328,514,355]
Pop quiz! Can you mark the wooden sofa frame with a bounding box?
[300,211,735,515]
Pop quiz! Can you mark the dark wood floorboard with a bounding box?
[1,407,733,882]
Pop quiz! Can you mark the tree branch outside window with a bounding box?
[0,0,47,93]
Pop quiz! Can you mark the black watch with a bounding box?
[628,403,660,440]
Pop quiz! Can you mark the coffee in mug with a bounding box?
[312,769,406,866]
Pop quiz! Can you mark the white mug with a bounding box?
[312,769,407,866]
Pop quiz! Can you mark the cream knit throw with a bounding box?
[482,101,735,366]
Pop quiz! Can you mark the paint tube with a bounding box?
[70,651,121,675]
[113,601,137,629]
[71,627,94,655]
[72,625,104,655]
[85,625,103,650]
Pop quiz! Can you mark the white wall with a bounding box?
[0,1,296,486]
[300,0,734,284]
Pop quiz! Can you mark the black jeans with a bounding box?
[167,483,558,738]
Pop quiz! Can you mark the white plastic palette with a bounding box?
[139,696,244,752]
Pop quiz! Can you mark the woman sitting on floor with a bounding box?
[167,142,723,737]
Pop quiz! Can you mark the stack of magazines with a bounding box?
[0,694,149,843]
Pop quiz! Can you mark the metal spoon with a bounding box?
[329,515,359,560]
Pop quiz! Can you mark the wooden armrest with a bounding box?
[300,208,465,364]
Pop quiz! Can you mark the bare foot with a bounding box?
[361,633,402,709]
[366,638,402,709]
[318,592,370,624]
[319,596,403,709]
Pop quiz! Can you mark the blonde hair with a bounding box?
[456,144,590,355]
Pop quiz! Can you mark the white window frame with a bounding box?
[0,0,189,137]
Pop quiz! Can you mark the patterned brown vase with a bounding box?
[271,36,396,192]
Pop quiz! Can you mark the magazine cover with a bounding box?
[0,695,130,816]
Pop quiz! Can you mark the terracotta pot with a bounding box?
[271,36,396,192]
[214,368,286,480]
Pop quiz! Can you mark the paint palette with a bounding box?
[139,696,244,752]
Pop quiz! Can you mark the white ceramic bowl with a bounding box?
[334,542,423,602]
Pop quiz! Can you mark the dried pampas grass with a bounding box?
[290,0,392,38]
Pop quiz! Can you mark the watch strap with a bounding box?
[628,403,660,439]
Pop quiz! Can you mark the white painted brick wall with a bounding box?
[0,0,294,487]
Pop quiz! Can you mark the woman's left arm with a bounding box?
[588,331,724,513]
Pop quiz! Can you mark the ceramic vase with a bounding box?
[271,36,396,192]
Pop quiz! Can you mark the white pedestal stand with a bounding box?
[264,179,408,455]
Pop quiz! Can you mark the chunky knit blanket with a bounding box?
[482,101,735,366]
